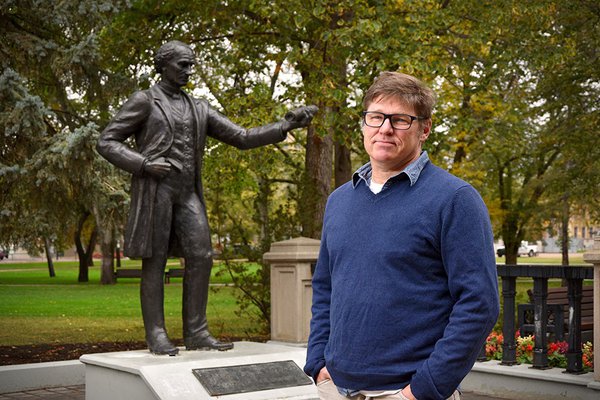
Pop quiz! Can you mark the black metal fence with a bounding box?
[490,264,594,373]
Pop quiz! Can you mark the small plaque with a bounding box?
[192,360,312,396]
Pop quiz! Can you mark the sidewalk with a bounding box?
[0,385,506,400]
[0,385,84,399]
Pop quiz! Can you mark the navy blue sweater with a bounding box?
[304,161,499,400]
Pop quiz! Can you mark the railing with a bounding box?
[489,264,594,373]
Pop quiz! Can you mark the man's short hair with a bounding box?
[154,41,194,74]
[362,72,436,119]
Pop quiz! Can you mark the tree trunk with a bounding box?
[100,227,116,285]
[560,195,570,287]
[502,210,521,265]
[560,194,570,267]
[255,175,272,255]
[297,15,349,238]
[299,124,333,239]
[43,237,55,278]
[499,165,520,264]
[86,228,97,268]
[504,238,520,265]
[335,140,352,188]
[116,241,121,268]
[74,211,97,283]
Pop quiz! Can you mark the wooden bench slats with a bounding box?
[114,269,142,278]
[113,268,186,283]
[164,268,184,283]
[519,285,594,340]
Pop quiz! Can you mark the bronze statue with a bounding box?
[97,40,317,355]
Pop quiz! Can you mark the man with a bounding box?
[97,40,316,355]
[304,72,499,400]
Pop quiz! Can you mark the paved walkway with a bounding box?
[0,385,85,399]
[0,385,506,400]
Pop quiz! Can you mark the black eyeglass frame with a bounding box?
[361,111,427,130]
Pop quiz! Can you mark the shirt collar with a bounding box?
[157,81,184,99]
[352,151,430,189]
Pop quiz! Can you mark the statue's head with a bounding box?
[154,41,195,74]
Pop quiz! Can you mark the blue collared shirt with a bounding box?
[352,151,430,191]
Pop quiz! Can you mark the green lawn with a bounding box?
[0,260,262,346]
[0,253,592,346]
[495,253,586,265]
[0,258,239,285]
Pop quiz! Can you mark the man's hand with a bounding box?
[144,157,171,178]
[401,384,417,400]
[282,105,318,131]
[316,366,331,384]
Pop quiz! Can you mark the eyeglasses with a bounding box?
[362,111,427,130]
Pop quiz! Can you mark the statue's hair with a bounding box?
[154,41,193,74]
[362,72,436,119]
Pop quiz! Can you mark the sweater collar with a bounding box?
[352,151,430,189]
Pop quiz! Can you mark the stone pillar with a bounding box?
[263,237,320,344]
[583,235,600,382]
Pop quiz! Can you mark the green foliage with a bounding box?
[404,0,600,262]
[214,259,270,335]
[0,1,131,276]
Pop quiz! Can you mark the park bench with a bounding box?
[164,268,184,283]
[517,285,594,342]
[114,268,143,280]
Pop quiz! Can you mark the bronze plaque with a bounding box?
[192,360,312,396]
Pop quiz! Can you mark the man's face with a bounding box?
[162,46,195,88]
[362,96,431,171]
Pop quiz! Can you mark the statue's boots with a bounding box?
[146,329,179,356]
[183,259,233,351]
[184,332,234,351]
[141,263,178,356]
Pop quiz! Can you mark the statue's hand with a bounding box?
[144,157,171,178]
[282,105,318,131]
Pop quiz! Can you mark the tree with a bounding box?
[530,0,600,264]
[0,68,72,276]
[413,0,600,264]
[0,0,131,281]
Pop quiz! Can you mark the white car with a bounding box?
[496,242,538,257]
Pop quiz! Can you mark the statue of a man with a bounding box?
[97,40,317,355]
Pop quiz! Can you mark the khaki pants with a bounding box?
[316,379,460,400]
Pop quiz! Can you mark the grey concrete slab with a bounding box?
[0,360,84,394]
[461,360,599,400]
[80,341,317,400]
[2,346,599,400]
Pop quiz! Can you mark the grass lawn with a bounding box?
[0,253,592,346]
[0,259,263,346]
[495,253,587,265]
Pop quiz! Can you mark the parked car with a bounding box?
[496,241,538,257]
[0,250,7,260]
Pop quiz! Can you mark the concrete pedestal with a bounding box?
[583,236,600,383]
[80,341,317,400]
[263,237,320,344]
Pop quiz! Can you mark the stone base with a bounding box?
[461,360,600,400]
[79,341,317,400]
[0,360,84,394]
